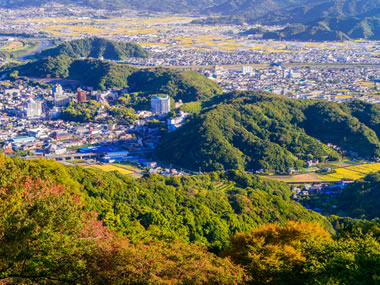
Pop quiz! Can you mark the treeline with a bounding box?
[1,155,379,284]
[36,37,149,60]
[156,91,380,172]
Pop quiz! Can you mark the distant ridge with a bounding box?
[1,0,379,41]
[36,37,149,60]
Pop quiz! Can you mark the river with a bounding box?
[17,39,52,60]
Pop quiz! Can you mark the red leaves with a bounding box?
[0,160,245,284]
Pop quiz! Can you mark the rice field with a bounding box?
[264,162,380,183]
[86,164,133,175]
[76,162,143,177]
[322,163,380,181]
[1,41,24,50]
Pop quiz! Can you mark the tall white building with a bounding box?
[151,96,171,115]
[52,84,71,107]
[241,65,253,74]
[24,99,42,119]
[52,84,63,97]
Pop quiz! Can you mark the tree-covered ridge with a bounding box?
[242,17,380,41]
[197,0,380,41]
[335,171,380,220]
[127,68,223,103]
[36,37,149,60]
[12,157,330,252]
[156,92,380,172]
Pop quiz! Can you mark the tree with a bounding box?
[224,221,331,284]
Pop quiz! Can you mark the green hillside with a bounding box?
[12,157,331,252]
[1,57,220,98]
[127,68,223,102]
[36,37,149,60]
[1,55,136,90]
[156,92,380,172]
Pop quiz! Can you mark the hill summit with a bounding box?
[36,37,149,60]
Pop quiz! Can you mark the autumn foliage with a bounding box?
[0,155,245,284]
[0,154,379,284]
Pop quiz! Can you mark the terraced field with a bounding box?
[215,182,236,191]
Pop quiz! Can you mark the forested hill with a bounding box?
[156,91,380,172]
[1,155,380,283]
[21,158,331,251]
[36,37,149,60]
[127,68,222,102]
[1,56,221,100]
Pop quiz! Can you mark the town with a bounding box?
[0,79,190,176]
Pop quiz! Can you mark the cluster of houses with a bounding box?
[205,65,380,104]
[291,179,354,199]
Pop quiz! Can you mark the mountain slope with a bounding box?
[156,92,380,172]
[13,157,332,252]
[256,0,380,25]
[203,0,380,41]
[1,56,221,101]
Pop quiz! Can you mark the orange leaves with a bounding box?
[224,221,333,284]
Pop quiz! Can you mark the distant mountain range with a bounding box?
[203,0,379,24]
[1,0,377,19]
[202,0,380,41]
[0,0,379,41]
[243,17,380,41]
